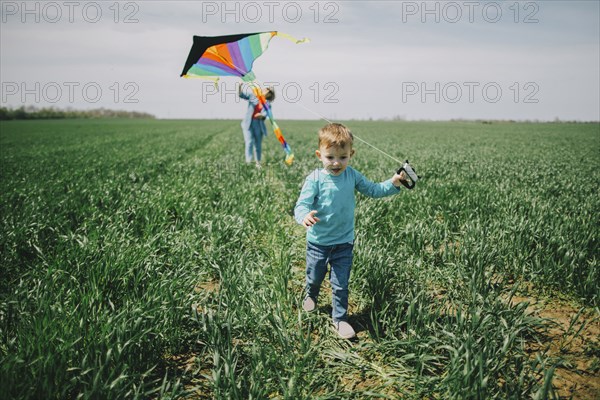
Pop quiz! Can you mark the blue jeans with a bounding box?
[305,241,354,322]
[243,121,265,162]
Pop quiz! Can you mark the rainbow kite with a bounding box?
[180,32,307,165]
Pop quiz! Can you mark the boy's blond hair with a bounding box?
[318,123,354,148]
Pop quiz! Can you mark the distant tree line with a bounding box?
[0,106,155,120]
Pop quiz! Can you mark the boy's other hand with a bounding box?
[302,210,320,228]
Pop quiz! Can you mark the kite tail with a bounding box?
[274,32,310,45]
[251,85,294,165]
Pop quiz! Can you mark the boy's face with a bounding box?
[316,144,354,176]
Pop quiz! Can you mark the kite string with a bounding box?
[214,51,403,165]
[293,100,405,165]
[241,79,404,165]
[206,43,403,165]
[189,35,404,165]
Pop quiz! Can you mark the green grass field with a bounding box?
[1,119,598,399]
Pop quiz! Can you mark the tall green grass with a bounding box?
[1,119,598,398]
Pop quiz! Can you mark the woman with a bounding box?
[239,85,275,167]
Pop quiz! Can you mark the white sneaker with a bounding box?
[335,321,356,339]
[302,297,316,312]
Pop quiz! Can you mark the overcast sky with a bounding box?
[1,1,599,121]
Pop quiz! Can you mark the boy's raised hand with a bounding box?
[392,170,409,188]
[302,210,320,228]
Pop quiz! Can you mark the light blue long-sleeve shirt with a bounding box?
[294,166,400,246]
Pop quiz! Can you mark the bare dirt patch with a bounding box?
[507,294,600,399]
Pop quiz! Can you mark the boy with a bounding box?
[294,123,407,339]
